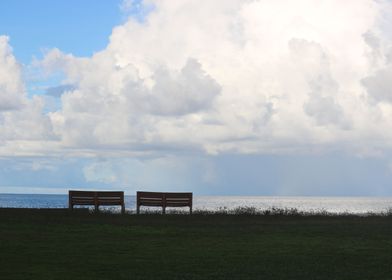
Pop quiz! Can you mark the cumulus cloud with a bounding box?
[0,36,57,156]
[0,36,25,111]
[362,66,392,103]
[289,38,351,129]
[4,0,392,160]
[81,156,213,192]
[125,58,221,116]
[83,160,118,184]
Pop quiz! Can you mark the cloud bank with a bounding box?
[2,0,392,160]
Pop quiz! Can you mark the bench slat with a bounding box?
[96,192,124,197]
[137,192,164,198]
[166,203,192,207]
[165,193,192,198]
[139,202,166,207]
[139,198,164,202]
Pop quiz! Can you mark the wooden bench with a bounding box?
[69,190,125,214]
[136,191,193,214]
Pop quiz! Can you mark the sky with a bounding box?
[1,0,392,196]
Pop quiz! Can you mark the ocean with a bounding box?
[1,193,392,214]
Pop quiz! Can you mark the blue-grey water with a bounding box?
[1,194,392,214]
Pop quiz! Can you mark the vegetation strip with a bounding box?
[1,208,392,280]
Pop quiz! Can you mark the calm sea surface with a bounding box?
[1,194,392,214]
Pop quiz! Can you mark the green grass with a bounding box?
[1,208,392,280]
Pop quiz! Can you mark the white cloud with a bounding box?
[5,0,392,160]
[83,160,118,184]
[0,36,57,156]
[0,36,25,111]
[82,156,201,191]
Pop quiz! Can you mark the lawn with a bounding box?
[1,208,391,280]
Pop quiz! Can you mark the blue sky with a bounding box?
[1,0,392,196]
[0,0,123,63]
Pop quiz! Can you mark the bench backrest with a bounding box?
[137,191,192,207]
[69,190,124,205]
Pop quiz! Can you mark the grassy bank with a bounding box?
[1,208,392,280]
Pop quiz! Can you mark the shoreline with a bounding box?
[1,206,392,217]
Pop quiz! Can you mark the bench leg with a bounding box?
[162,206,166,214]
[190,206,192,215]
[95,204,99,213]
[121,204,125,215]
[137,205,140,214]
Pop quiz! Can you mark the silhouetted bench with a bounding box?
[136,191,193,214]
[69,190,125,214]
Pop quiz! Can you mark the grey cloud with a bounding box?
[303,95,349,128]
[127,58,221,116]
[0,85,24,111]
[45,84,75,97]
[304,72,350,128]
[289,38,350,128]
[363,31,381,50]
[362,66,392,103]
[289,38,336,90]
[361,31,392,104]
[261,102,275,123]
[363,31,383,66]
[289,38,329,71]
[289,38,338,96]
[386,47,392,64]
[252,102,275,130]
